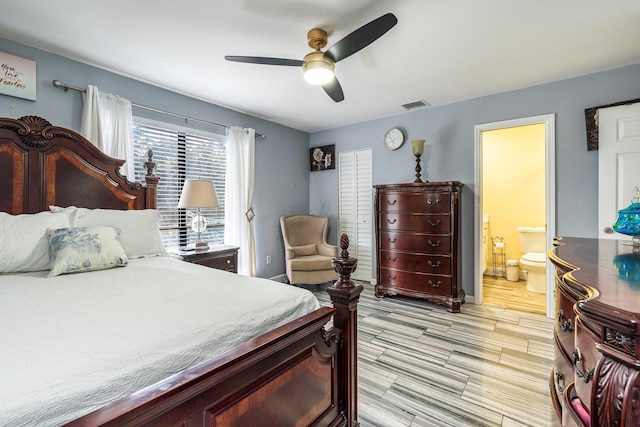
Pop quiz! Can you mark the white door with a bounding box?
[338,149,373,282]
[598,102,640,239]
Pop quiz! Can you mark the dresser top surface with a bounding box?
[551,237,640,317]
[374,181,463,190]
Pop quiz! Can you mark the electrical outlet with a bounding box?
[266,255,272,264]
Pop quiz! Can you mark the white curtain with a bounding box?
[81,85,135,178]
[225,126,256,276]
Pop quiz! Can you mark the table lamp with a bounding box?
[412,139,426,183]
[177,179,219,251]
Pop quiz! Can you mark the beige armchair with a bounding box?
[280,214,339,285]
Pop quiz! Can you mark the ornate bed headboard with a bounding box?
[0,116,158,214]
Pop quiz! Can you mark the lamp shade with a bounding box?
[302,52,334,85]
[412,140,425,156]
[177,179,219,208]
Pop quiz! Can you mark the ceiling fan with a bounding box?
[225,13,398,103]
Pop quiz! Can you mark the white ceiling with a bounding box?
[1,0,640,133]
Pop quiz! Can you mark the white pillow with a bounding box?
[0,211,73,273]
[47,226,128,277]
[49,206,167,258]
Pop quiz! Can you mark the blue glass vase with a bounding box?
[613,187,640,248]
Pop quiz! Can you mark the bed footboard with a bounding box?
[66,234,362,427]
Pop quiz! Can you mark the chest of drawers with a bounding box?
[374,181,464,312]
[549,237,640,427]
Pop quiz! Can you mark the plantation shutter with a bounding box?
[338,149,373,281]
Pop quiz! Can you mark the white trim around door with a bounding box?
[473,114,556,318]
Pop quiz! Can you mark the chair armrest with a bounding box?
[285,246,296,260]
[317,243,338,257]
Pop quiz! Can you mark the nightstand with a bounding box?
[169,245,239,273]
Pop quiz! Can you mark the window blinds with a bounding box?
[133,121,226,248]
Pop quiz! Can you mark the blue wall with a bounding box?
[309,64,640,297]
[0,37,310,279]
[5,35,639,294]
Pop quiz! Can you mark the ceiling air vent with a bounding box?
[401,100,431,111]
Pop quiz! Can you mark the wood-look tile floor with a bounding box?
[482,276,547,316]
[305,282,556,427]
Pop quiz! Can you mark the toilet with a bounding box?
[517,226,547,293]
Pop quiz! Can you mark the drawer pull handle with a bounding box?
[426,198,441,205]
[428,240,441,247]
[555,371,565,395]
[428,219,441,226]
[387,256,396,262]
[557,310,574,332]
[428,280,442,287]
[387,200,397,205]
[226,260,231,264]
[388,237,397,243]
[388,274,397,280]
[387,218,397,224]
[428,260,441,268]
[571,348,594,383]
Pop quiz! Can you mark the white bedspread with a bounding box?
[0,257,320,426]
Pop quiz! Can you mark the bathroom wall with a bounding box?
[482,124,546,263]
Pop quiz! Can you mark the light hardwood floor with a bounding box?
[306,282,556,427]
[482,275,547,316]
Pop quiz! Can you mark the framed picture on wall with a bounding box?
[0,51,37,101]
[584,97,640,150]
[310,144,335,171]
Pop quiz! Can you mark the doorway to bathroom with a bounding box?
[474,114,556,318]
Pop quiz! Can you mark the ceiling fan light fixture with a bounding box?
[302,52,334,85]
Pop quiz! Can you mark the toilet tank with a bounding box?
[517,226,546,253]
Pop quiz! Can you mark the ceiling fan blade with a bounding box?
[325,13,397,63]
[225,56,304,67]
[322,77,344,103]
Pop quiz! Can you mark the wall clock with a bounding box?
[384,128,405,150]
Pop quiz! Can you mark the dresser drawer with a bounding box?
[379,250,451,275]
[572,316,600,413]
[379,213,450,233]
[379,231,450,254]
[553,332,574,406]
[379,191,450,213]
[379,267,452,296]
[192,254,236,272]
[555,282,577,356]
[172,246,240,274]
[561,383,588,427]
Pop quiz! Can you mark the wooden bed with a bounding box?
[0,115,362,427]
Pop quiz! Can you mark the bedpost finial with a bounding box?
[332,233,358,289]
[144,149,156,176]
[340,233,350,258]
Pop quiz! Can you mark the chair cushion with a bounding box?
[289,255,334,271]
[293,244,317,257]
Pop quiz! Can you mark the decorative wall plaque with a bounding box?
[0,51,36,101]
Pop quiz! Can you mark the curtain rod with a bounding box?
[52,80,266,139]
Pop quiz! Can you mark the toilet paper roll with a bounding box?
[493,242,505,248]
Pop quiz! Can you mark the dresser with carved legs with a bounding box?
[374,181,464,313]
[548,237,640,427]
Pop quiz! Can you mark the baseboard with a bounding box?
[483,268,527,281]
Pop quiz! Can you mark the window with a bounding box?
[132,120,226,248]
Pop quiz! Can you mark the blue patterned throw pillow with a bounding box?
[47,226,128,277]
